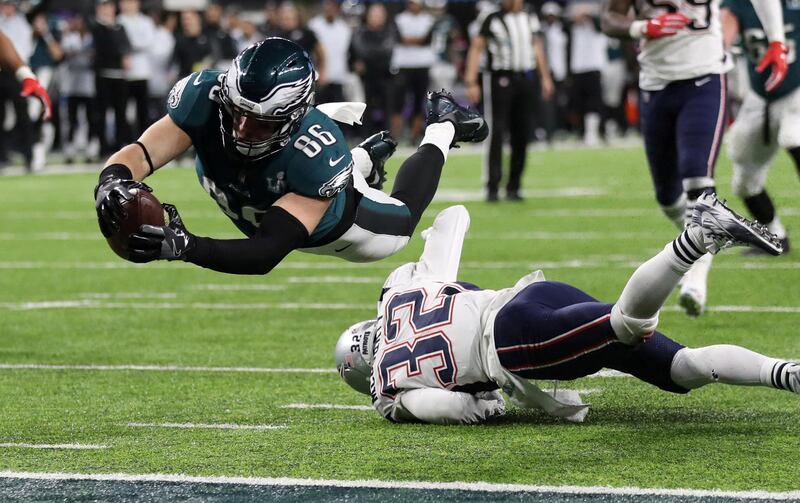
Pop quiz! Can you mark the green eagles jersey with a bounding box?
[723,0,800,100]
[166,69,353,244]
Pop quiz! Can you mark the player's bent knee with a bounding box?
[669,347,713,390]
[610,304,658,346]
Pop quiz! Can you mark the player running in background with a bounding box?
[601,0,788,316]
[722,0,799,253]
[93,38,487,275]
[334,202,790,424]
[0,31,51,120]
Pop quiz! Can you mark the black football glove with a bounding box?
[128,204,196,263]
[357,131,397,190]
[94,175,152,238]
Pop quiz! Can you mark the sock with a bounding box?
[390,144,446,231]
[615,227,706,321]
[660,193,688,230]
[350,147,373,178]
[671,346,799,392]
[420,121,455,161]
[768,217,787,240]
[743,190,776,225]
[787,146,800,178]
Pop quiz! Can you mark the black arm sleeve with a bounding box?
[184,206,309,275]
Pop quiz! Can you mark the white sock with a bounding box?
[350,147,373,178]
[615,227,706,320]
[660,193,687,231]
[768,217,787,240]
[671,345,799,391]
[420,122,455,161]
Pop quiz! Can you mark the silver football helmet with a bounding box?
[334,319,378,395]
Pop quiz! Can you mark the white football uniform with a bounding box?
[728,86,800,197]
[635,0,734,90]
[368,206,590,425]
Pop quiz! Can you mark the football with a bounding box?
[106,188,166,260]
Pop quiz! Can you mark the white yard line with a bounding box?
[286,276,383,284]
[0,443,108,450]
[0,471,797,499]
[191,284,287,291]
[283,403,374,411]
[0,301,373,311]
[0,363,335,373]
[126,422,285,431]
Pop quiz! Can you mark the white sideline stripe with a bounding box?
[79,293,177,299]
[0,443,108,450]
[286,276,383,284]
[432,187,607,202]
[191,284,287,291]
[543,388,602,394]
[0,472,797,500]
[4,300,800,314]
[283,403,374,411]
[0,301,373,311]
[126,422,285,431]
[0,363,335,373]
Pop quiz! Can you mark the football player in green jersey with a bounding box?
[722,0,800,253]
[94,38,488,274]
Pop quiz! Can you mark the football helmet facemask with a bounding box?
[218,38,316,161]
[334,319,379,395]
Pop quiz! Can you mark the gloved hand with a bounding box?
[94,174,152,237]
[756,41,789,92]
[128,204,197,262]
[357,131,397,190]
[20,76,52,121]
[632,13,690,39]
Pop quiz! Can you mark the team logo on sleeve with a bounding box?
[318,163,353,198]
[168,76,190,109]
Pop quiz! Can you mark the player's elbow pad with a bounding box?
[187,206,309,275]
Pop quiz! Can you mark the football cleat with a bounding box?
[677,254,711,317]
[742,236,790,257]
[678,285,706,317]
[691,192,784,256]
[790,364,800,394]
[425,90,489,147]
[357,131,397,190]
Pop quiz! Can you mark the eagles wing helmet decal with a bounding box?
[319,163,353,198]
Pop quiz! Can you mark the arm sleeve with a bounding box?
[389,388,506,424]
[185,206,309,275]
[750,0,785,43]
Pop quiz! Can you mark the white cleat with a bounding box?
[790,365,800,394]
[692,192,784,255]
[677,254,712,317]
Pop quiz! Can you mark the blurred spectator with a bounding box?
[276,2,325,82]
[464,0,553,202]
[541,1,569,141]
[601,38,629,138]
[428,0,463,93]
[29,11,63,171]
[0,0,34,170]
[148,11,176,123]
[258,1,280,38]
[568,2,606,146]
[60,13,99,163]
[118,0,156,138]
[91,0,132,154]
[173,10,211,78]
[391,0,436,143]
[205,2,238,70]
[349,3,395,132]
[309,0,350,104]
[235,19,263,52]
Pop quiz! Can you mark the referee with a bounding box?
[465,0,553,202]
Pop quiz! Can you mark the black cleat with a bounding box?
[357,131,397,190]
[425,90,489,147]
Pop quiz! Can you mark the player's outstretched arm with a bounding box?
[750,0,788,91]
[390,388,505,424]
[128,192,332,275]
[0,32,52,120]
[720,8,741,49]
[602,0,689,39]
[96,116,192,236]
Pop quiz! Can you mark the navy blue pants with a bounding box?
[639,74,727,205]
[494,281,688,393]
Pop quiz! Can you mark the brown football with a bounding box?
[106,188,166,260]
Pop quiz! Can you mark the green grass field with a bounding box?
[0,145,798,500]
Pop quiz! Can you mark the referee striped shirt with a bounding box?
[479,9,541,72]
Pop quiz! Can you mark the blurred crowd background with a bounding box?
[0,0,647,171]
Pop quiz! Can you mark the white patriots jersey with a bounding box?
[635,0,733,90]
[369,280,500,422]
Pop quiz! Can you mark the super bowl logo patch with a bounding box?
[318,163,352,198]
[168,75,190,109]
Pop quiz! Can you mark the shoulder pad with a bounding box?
[167,70,224,133]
